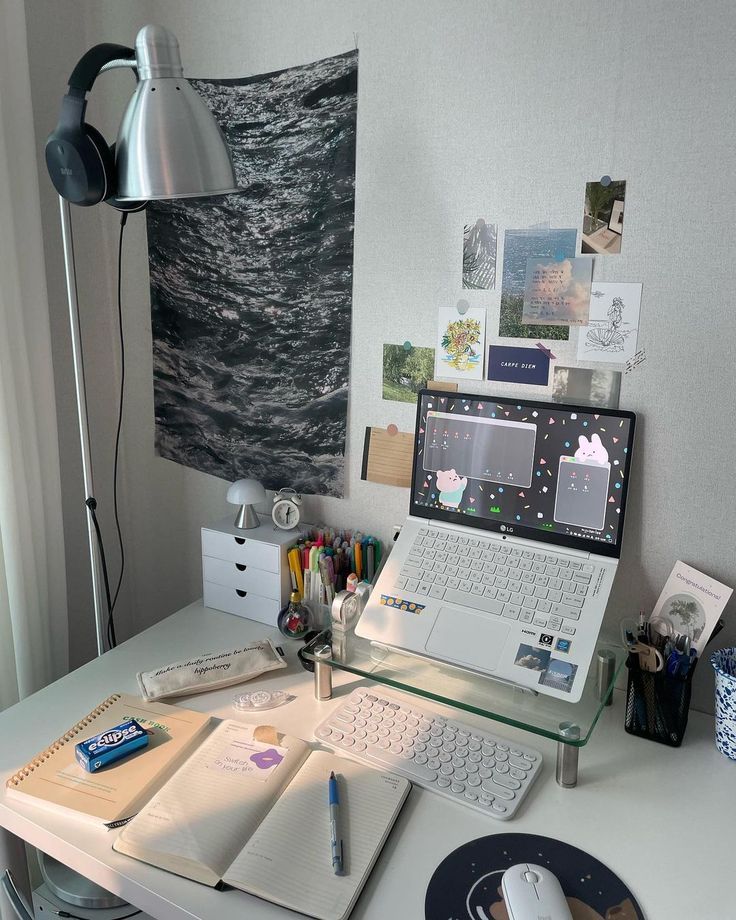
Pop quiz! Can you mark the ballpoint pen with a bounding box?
[328,771,344,875]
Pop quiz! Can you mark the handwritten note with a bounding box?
[522,257,592,326]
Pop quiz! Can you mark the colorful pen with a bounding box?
[328,771,343,874]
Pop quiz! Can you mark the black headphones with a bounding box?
[45,42,144,210]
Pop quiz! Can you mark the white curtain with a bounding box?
[0,0,68,710]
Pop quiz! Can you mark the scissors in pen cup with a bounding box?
[620,618,664,672]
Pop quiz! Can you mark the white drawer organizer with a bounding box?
[202,514,302,626]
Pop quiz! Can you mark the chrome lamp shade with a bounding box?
[115,25,238,201]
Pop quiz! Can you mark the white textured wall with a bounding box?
[24,0,736,712]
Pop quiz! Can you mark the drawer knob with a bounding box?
[234,537,246,546]
[235,563,247,572]
[236,589,247,598]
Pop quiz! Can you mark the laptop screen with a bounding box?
[410,390,636,558]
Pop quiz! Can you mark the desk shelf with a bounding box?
[301,629,623,748]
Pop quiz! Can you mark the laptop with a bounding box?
[356,390,636,703]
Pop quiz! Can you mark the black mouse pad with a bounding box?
[425,833,644,920]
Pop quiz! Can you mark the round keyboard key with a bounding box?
[440,763,454,776]
[366,722,379,733]
[418,731,431,743]
[342,737,355,747]
[465,762,479,774]
[510,768,526,780]
[355,718,367,728]
[468,752,482,763]
[377,728,390,738]
[390,743,403,755]
[415,753,428,765]
[468,741,482,752]
[316,728,331,739]
[442,729,456,740]
[451,782,465,794]
[430,737,443,748]
[383,719,395,730]
[495,762,510,774]
[479,767,493,779]
[407,717,419,728]
[452,755,465,768]
[470,735,483,743]
[523,753,539,762]
[419,720,431,731]
[454,769,467,781]
[389,732,402,742]
[379,739,391,749]
[491,802,507,814]
[405,727,418,739]
[373,705,384,714]
[455,735,469,747]
[495,752,509,762]
[482,741,496,751]
[427,758,441,770]
[367,734,379,745]
[394,711,407,722]
[496,743,509,752]
[456,728,470,738]
[389,702,400,710]
[430,726,443,737]
[414,742,427,753]
[332,731,343,742]
[401,748,414,759]
[467,774,481,787]
[442,742,456,754]
[438,752,451,763]
[510,748,523,756]
[354,741,366,752]
[354,729,367,739]
[437,776,451,787]
[464,790,478,801]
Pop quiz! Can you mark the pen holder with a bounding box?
[624,653,697,746]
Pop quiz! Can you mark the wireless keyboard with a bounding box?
[315,687,543,820]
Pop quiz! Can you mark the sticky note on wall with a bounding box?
[361,427,414,488]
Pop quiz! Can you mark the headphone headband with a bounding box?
[67,43,135,97]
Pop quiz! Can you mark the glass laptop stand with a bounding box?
[300,626,624,788]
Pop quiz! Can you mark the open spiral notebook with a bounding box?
[113,719,410,920]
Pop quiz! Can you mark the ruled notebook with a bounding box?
[114,720,410,920]
[5,694,211,829]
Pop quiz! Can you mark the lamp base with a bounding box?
[234,503,260,529]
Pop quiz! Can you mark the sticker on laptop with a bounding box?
[380,594,425,614]
[540,659,579,693]
[538,633,555,647]
[513,643,551,673]
[555,638,572,653]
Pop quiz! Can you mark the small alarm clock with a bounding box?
[272,488,302,530]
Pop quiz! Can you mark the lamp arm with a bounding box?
[100,59,139,78]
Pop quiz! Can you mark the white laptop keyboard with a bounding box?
[396,527,597,637]
[315,687,543,820]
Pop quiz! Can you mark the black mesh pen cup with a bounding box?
[624,652,697,746]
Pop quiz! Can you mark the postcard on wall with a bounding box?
[551,365,621,409]
[382,344,435,404]
[522,256,592,326]
[577,282,642,365]
[435,306,486,380]
[463,219,497,290]
[651,561,732,655]
[361,427,414,488]
[581,179,627,255]
[487,345,550,386]
[498,227,577,340]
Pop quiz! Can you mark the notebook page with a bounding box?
[114,720,308,882]
[224,751,410,920]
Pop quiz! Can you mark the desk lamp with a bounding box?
[45,25,238,656]
[227,479,267,529]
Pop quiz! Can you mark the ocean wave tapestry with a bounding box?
[147,51,357,497]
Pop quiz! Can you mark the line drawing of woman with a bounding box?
[585,296,626,350]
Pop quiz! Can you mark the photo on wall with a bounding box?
[147,52,358,497]
[498,227,577,340]
[382,344,435,403]
[581,179,627,255]
[521,256,592,326]
[462,219,497,289]
[551,365,621,409]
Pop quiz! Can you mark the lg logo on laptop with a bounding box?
[500,524,513,533]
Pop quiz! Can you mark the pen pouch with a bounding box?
[624,653,697,746]
[137,640,287,702]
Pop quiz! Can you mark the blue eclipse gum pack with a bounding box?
[75,719,148,772]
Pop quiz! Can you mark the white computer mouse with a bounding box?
[501,863,572,920]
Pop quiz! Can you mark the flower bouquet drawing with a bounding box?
[440,316,482,372]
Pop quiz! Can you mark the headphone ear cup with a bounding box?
[82,123,115,204]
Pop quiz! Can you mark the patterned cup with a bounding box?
[711,648,736,760]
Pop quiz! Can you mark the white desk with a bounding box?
[1,602,733,919]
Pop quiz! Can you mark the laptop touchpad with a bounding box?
[425,607,510,671]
